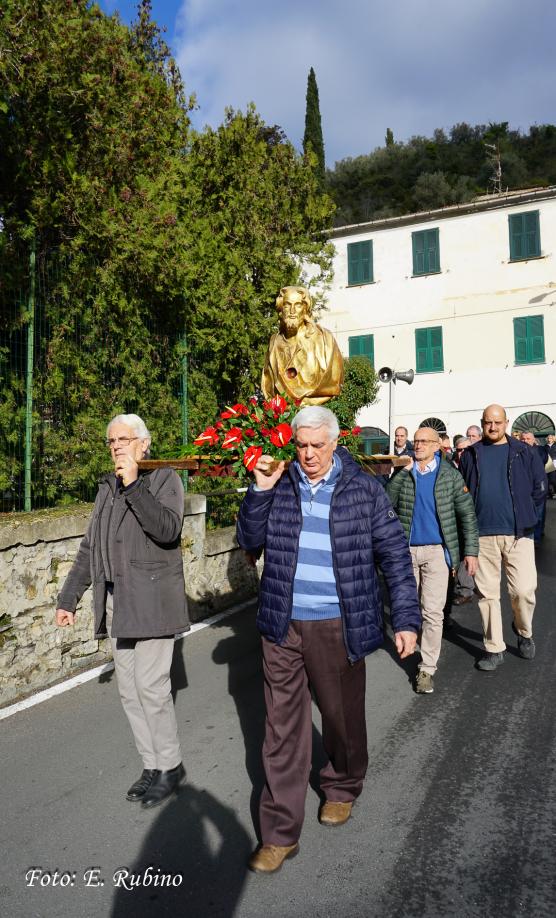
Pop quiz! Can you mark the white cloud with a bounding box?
[174,0,556,162]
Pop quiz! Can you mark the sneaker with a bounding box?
[476,651,505,671]
[512,622,535,660]
[415,671,434,694]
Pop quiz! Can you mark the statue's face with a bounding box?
[280,292,307,335]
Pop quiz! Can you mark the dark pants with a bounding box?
[259,618,368,846]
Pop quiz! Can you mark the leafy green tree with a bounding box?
[180,106,335,410]
[327,356,379,430]
[0,2,335,506]
[327,120,556,225]
[303,67,326,189]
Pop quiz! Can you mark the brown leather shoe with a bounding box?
[319,800,353,827]
[248,843,299,874]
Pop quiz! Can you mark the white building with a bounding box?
[323,187,556,452]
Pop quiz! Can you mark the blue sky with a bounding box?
[98,1,556,166]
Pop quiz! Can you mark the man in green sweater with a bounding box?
[387,427,479,694]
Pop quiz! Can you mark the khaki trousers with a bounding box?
[259,619,368,846]
[106,590,182,771]
[410,544,449,675]
[474,535,537,653]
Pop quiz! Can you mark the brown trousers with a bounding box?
[259,618,368,846]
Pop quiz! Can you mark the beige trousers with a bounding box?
[106,591,182,771]
[410,545,449,675]
[474,535,537,653]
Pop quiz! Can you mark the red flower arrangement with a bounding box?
[187,394,362,480]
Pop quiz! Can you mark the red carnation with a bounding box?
[221,427,243,449]
[243,445,263,471]
[340,430,349,437]
[193,426,220,447]
[269,423,293,448]
[351,426,362,436]
[244,428,256,437]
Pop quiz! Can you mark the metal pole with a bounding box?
[181,331,188,492]
[24,241,36,511]
[388,380,392,451]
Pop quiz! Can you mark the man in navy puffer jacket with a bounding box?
[237,406,420,875]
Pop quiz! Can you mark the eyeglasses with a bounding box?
[105,437,138,448]
[413,439,437,446]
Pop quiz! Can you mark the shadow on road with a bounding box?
[110,783,251,918]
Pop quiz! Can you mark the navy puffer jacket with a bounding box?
[236,448,421,662]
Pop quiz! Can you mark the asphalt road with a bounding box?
[2,503,556,918]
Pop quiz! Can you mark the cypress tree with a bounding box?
[303,67,325,187]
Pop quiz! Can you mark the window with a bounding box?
[349,334,374,365]
[359,427,389,456]
[509,211,540,261]
[412,228,440,276]
[347,240,373,285]
[419,417,446,433]
[415,327,443,373]
[513,316,545,365]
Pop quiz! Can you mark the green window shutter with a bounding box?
[426,229,440,273]
[509,214,523,260]
[509,211,540,260]
[349,334,374,365]
[513,317,528,363]
[348,241,373,285]
[412,232,426,275]
[514,315,544,364]
[415,326,443,373]
[415,328,430,372]
[413,229,440,274]
[524,212,540,257]
[527,315,544,362]
[429,326,443,370]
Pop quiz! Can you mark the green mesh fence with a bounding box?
[0,242,187,512]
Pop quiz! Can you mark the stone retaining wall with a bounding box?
[0,496,259,707]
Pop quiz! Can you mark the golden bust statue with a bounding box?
[261,285,344,405]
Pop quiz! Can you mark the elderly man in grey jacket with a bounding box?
[56,414,189,808]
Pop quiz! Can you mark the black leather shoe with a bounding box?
[141,763,185,809]
[126,769,160,802]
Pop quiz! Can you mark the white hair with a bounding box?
[107,414,151,456]
[291,406,340,440]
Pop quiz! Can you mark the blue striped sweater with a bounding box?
[291,455,341,621]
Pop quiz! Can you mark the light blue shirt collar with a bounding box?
[295,453,340,495]
[415,453,439,476]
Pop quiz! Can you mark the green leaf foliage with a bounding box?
[327,121,556,225]
[303,67,326,189]
[327,356,379,430]
[0,2,334,507]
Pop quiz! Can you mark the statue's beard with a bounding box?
[282,318,301,335]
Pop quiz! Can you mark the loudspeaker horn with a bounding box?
[393,369,414,385]
[378,366,393,383]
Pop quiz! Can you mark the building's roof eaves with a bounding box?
[329,185,556,239]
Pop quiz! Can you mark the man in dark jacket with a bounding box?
[459,404,547,671]
[387,428,478,694]
[56,414,189,807]
[237,406,420,875]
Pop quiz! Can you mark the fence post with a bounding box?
[24,240,36,512]
[181,330,188,492]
